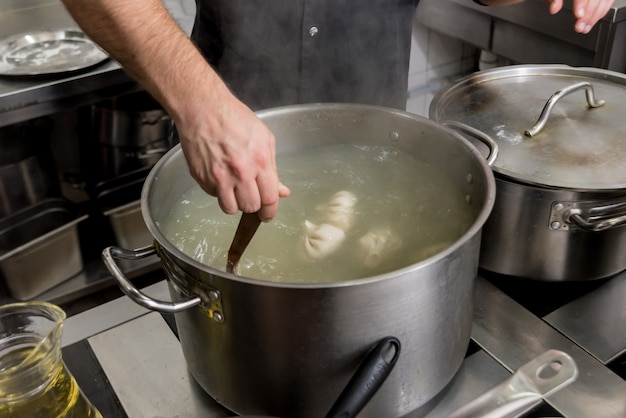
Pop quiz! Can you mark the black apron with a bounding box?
[191,0,419,110]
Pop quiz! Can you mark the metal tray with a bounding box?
[0,199,88,300]
[104,200,153,250]
[0,28,109,76]
[96,168,153,249]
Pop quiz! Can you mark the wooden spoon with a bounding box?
[226,212,262,274]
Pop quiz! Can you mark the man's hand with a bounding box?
[61,0,290,222]
[478,0,614,33]
[176,95,291,222]
[547,0,615,33]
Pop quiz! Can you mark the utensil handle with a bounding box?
[102,246,202,313]
[325,336,401,418]
[446,350,578,418]
[524,81,605,137]
[442,120,499,166]
[227,212,262,274]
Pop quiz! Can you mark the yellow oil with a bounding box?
[162,143,475,282]
[0,344,102,418]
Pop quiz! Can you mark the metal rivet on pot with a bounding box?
[551,221,562,230]
[389,131,400,142]
[466,173,473,184]
[213,312,224,323]
[465,194,471,204]
[554,203,564,211]
[208,290,220,301]
[308,26,319,37]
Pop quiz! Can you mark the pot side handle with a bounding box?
[551,198,626,232]
[567,209,626,232]
[524,81,605,137]
[446,350,578,418]
[441,120,499,166]
[102,246,202,313]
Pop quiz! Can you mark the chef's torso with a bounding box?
[192,0,419,110]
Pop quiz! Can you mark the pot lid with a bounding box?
[429,65,626,190]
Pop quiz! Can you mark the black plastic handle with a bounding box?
[325,336,401,418]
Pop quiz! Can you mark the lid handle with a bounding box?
[524,81,605,137]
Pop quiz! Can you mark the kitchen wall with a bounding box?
[406,13,480,117]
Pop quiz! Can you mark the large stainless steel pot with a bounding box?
[102,103,496,418]
[430,65,626,281]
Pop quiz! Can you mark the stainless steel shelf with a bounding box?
[0,0,194,127]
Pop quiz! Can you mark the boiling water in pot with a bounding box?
[161,144,473,283]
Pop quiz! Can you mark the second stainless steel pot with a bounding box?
[91,90,175,181]
[430,64,626,281]
[103,103,496,418]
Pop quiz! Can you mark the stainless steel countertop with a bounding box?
[62,273,626,418]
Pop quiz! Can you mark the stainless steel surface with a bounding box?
[478,177,626,281]
[0,0,194,127]
[417,0,626,71]
[91,90,174,181]
[421,350,512,418]
[430,65,626,282]
[447,350,578,418]
[92,90,171,148]
[430,65,626,190]
[88,312,230,418]
[523,81,605,137]
[440,120,499,166]
[473,276,626,417]
[0,154,60,217]
[0,28,108,76]
[0,1,133,127]
[550,196,626,232]
[0,199,87,300]
[544,273,626,364]
[126,104,496,418]
[62,280,169,348]
[0,0,192,306]
[0,117,60,218]
[79,311,528,418]
[59,270,626,417]
[103,246,203,313]
[32,252,161,306]
[104,200,153,249]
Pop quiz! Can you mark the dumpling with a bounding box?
[317,191,358,230]
[303,220,346,259]
[358,227,401,268]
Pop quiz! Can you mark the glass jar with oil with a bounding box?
[0,302,102,418]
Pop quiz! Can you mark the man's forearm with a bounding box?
[60,0,228,125]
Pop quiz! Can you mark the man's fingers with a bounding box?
[547,0,562,14]
[216,182,239,214]
[278,182,291,198]
[234,181,262,214]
